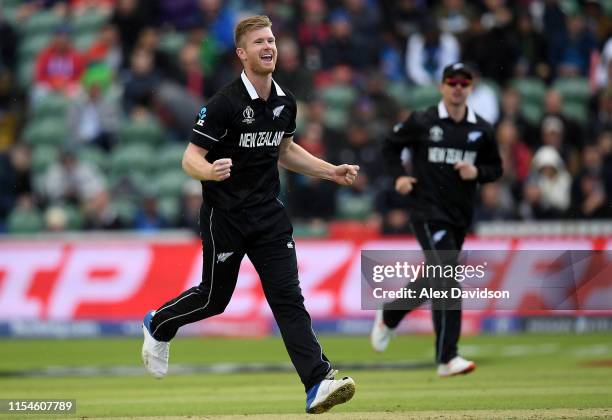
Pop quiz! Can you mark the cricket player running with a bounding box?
[141,16,359,414]
[372,63,502,376]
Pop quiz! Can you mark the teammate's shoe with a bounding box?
[305,369,355,414]
[437,356,476,377]
[141,310,170,378]
[370,309,395,352]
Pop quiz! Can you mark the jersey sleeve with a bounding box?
[283,99,297,138]
[188,94,231,150]
[475,124,503,183]
[381,111,423,179]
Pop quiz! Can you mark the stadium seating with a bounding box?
[117,119,164,147]
[78,146,109,172]
[31,94,70,119]
[511,77,547,125]
[71,11,108,35]
[21,11,63,36]
[407,84,441,110]
[554,77,591,124]
[31,145,59,173]
[6,207,43,233]
[23,118,68,147]
[152,170,189,199]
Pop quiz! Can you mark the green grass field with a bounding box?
[1,333,611,419]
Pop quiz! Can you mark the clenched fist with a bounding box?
[454,161,478,180]
[395,176,417,195]
[333,164,360,186]
[209,158,232,181]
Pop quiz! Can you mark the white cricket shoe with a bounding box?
[437,356,476,377]
[370,309,395,353]
[305,370,355,414]
[141,310,170,378]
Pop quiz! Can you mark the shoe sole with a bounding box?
[306,381,355,414]
[439,363,476,378]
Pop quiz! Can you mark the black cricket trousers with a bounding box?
[382,221,465,364]
[148,199,331,391]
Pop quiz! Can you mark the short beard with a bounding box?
[251,62,275,76]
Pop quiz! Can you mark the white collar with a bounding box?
[240,71,285,100]
[437,101,477,124]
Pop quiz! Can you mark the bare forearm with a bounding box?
[182,154,212,180]
[279,141,336,180]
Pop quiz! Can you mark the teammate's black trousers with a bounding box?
[149,199,331,391]
[382,221,465,364]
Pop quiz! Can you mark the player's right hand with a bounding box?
[395,176,417,195]
[210,158,232,181]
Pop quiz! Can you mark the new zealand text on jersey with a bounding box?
[428,147,477,165]
[239,131,284,148]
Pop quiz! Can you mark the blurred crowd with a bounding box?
[0,0,611,235]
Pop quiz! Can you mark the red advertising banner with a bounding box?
[0,237,610,325]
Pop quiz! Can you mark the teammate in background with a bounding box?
[372,63,502,376]
[141,16,358,414]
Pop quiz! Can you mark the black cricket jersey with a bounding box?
[188,71,297,210]
[382,102,502,227]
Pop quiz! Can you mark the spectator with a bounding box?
[110,0,152,66]
[83,188,124,229]
[375,184,411,234]
[41,149,106,206]
[557,12,597,77]
[498,86,536,147]
[0,9,18,74]
[363,71,400,127]
[321,11,371,70]
[379,0,425,44]
[158,0,200,31]
[542,0,567,80]
[435,0,475,38]
[379,32,406,82]
[133,194,167,231]
[472,1,520,85]
[570,144,610,218]
[44,205,69,232]
[136,27,183,83]
[178,179,202,234]
[497,119,532,186]
[272,37,314,101]
[287,122,337,223]
[598,130,612,202]
[297,0,329,71]
[121,48,161,112]
[590,86,612,137]
[334,120,383,186]
[67,64,121,151]
[0,143,32,227]
[177,41,204,98]
[84,23,123,71]
[474,182,515,222]
[514,12,549,80]
[343,0,381,48]
[194,0,237,54]
[466,69,500,124]
[405,16,460,85]
[33,25,84,99]
[539,88,584,155]
[521,145,572,219]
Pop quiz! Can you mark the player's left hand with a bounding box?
[333,164,360,186]
[454,161,478,180]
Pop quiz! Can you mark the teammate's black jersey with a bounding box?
[382,102,502,227]
[189,72,297,210]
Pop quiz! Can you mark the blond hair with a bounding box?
[234,15,272,48]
